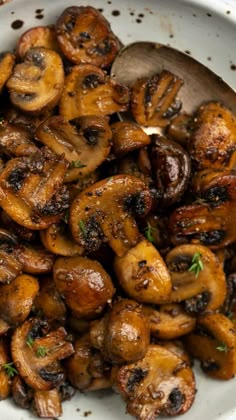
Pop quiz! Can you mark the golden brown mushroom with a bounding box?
[112,344,196,419]
[0,52,15,93]
[12,375,33,409]
[0,337,11,400]
[0,118,39,157]
[40,222,84,257]
[11,318,74,391]
[185,313,236,380]
[7,47,64,114]
[16,26,60,59]
[130,70,183,127]
[70,175,152,256]
[0,228,23,284]
[56,6,121,68]
[110,121,150,158]
[114,239,172,304]
[59,63,130,120]
[15,242,54,274]
[166,112,192,146]
[0,150,69,230]
[90,298,150,364]
[35,115,112,182]
[53,256,115,319]
[34,389,62,419]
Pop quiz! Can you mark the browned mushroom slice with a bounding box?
[34,389,62,418]
[65,333,111,392]
[150,134,191,207]
[33,277,66,327]
[0,248,22,284]
[15,242,54,274]
[0,151,69,230]
[53,256,115,319]
[0,337,11,400]
[12,376,33,409]
[70,175,152,256]
[185,313,236,380]
[165,244,226,312]
[169,170,236,249]
[113,344,196,418]
[40,222,84,256]
[0,52,15,93]
[166,112,192,146]
[114,239,171,304]
[0,118,39,157]
[130,71,183,127]
[7,47,64,114]
[35,115,112,182]
[143,303,196,340]
[159,340,192,366]
[6,107,52,135]
[59,64,130,120]
[0,274,39,326]
[56,6,121,68]
[110,121,150,158]
[188,102,236,171]
[91,298,150,364]
[11,318,74,391]
[16,26,60,59]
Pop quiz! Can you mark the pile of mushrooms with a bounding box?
[0,5,235,420]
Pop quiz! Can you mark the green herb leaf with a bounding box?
[188,252,204,278]
[70,160,86,169]
[216,342,229,353]
[26,335,34,349]
[2,362,18,377]
[36,346,47,358]
[78,220,87,237]
[144,222,156,243]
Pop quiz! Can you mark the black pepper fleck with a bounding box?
[169,34,174,38]
[185,50,191,55]
[207,57,212,61]
[112,10,120,16]
[138,13,144,18]
[226,10,231,14]
[11,19,24,29]
[35,9,44,14]
[207,13,212,17]
[98,8,104,12]
[136,18,142,23]
[130,12,134,16]
[36,14,44,20]
[231,64,236,71]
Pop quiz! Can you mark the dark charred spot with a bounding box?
[83,127,102,145]
[201,360,220,372]
[58,381,76,401]
[184,291,210,314]
[80,215,104,253]
[64,18,76,32]
[28,318,48,340]
[138,260,147,268]
[79,31,91,41]
[39,368,65,386]
[124,192,147,216]
[30,51,45,69]
[7,168,27,192]
[144,76,158,106]
[202,185,229,207]
[15,93,36,102]
[94,39,112,56]
[38,186,69,216]
[197,230,225,246]
[194,324,214,339]
[163,99,182,119]
[166,388,185,414]
[126,368,148,393]
[83,74,102,89]
[167,255,192,273]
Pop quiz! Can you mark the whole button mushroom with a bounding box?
[53,256,115,319]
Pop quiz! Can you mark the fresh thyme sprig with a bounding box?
[70,160,86,169]
[216,342,229,353]
[2,362,18,377]
[144,222,156,243]
[26,335,34,349]
[188,252,204,278]
[36,346,47,358]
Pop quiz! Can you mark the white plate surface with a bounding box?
[0,0,236,419]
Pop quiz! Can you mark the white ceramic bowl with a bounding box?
[0,1,236,419]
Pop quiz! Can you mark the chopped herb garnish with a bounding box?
[70,160,86,169]
[216,342,229,353]
[188,252,204,278]
[2,362,18,377]
[26,335,34,348]
[144,222,156,243]
[36,346,47,358]
[78,220,87,236]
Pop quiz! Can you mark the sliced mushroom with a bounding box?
[185,313,236,379]
[0,150,69,230]
[7,47,64,114]
[34,388,62,418]
[6,107,52,135]
[166,112,192,146]
[40,222,84,257]
[11,318,74,391]
[114,239,172,304]
[0,274,39,326]
[70,175,152,256]
[150,134,191,207]
[188,102,236,171]
[0,52,15,93]
[59,64,130,120]
[130,71,183,127]
[16,25,60,59]
[0,337,11,400]
[112,344,196,419]
[90,298,150,364]
[15,242,54,274]
[158,340,192,366]
[169,169,236,249]
[65,333,111,392]
[12,375,33,409]
[56,6,121,68]
[53,256,115,319]
[110,121,150,158]
[35,115,112,182]
[0,248,22,284]
[0,118,39,157]
[165,244,226,312]
[33,277,66,327]
[143,303,196,340]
